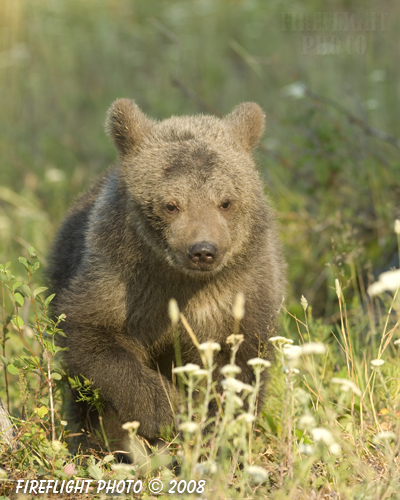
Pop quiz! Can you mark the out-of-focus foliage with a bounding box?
[1,3,400,497]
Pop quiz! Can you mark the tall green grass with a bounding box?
[1,246,400,498]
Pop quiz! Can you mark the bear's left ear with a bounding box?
[105,98,155,156]
[224,102,265,151]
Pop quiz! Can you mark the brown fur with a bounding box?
[47,99,285,449]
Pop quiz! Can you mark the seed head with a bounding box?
[168,298,180,325]
[335,279,341,298]
[232,292,245,321]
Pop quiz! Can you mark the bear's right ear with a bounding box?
[105,99,154,156]
[224,102,265,151]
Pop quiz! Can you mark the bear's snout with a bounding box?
[188,241,218,269]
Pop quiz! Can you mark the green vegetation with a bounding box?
[1,1,400,498]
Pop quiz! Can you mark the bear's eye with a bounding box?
[220,201,231,211]
[165,202,179,214]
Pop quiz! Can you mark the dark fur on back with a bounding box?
[47,100,286,449]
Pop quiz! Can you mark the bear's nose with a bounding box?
[189,242,218,266]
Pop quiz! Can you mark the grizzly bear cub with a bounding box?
[47,99,285,449]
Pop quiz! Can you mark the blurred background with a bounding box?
[0,0,399,318]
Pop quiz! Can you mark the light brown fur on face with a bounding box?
[47,99,286,450]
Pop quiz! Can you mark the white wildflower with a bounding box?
[168,298,180,325]
[373,431,396,444]
[283,344,302,360]
[112,463,134,473]
[300,295,308,311]
[367,281,385,296]
[199,342,221,366]
[331,377,362,396]
[299,444,315,455]
[45,168,66,183]
[220,364,242,376]
[300,342,326,356]
[232,292,245,321]
[282,81,306,99]
[247,358,272,368]
[378,269,400,290]
[394,339,400,345]
[226,334,244,345]
[51,440,63,452]
[180,421,199,434]
[311,427,335,446]
[222,377,254,393]
[329,443,342,455]
[121,421,140,431]
[269,336,293,345]
[194,461,217,475]
[199,342,221,352]
[247,465,269,483]
[371,359,385,368]
[368,269,400,296]
[283,366,300,375]
[294,388,311,405]
[173,363,200,374]
[193,368,208,377]
[298,415,316,429]
[237,413,256,424]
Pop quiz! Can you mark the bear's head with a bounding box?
[106,99,268,276]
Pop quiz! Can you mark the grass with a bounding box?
[1,0,400,498]
[1,254,400,498]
